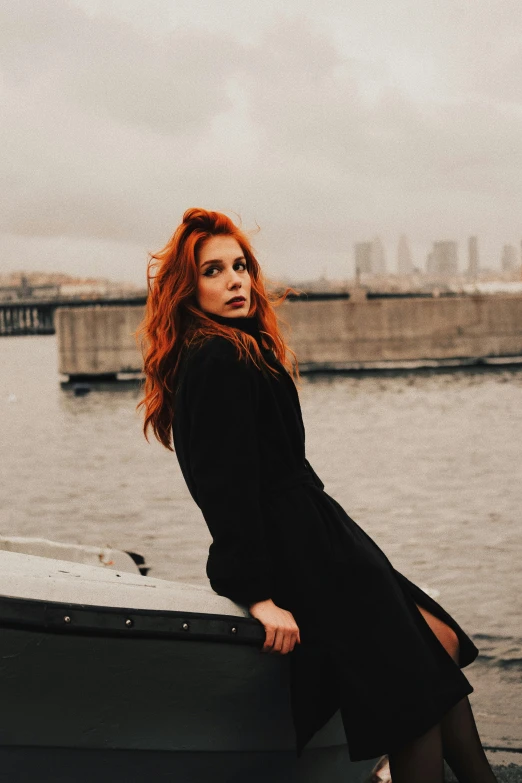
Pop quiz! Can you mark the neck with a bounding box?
[203,310,262,342]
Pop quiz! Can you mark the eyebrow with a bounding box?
[200,256,246,269]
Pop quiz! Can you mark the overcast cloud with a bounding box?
[1,0,521,284]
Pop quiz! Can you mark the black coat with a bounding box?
[172,311,479,762]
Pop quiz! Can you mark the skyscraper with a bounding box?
[354,242,373,275]
[397,235,413,276]
[429,241,458,276]
[372,237,386,274]
[354,237,387,276]
[468,236,479,279]
[501,244,518,272]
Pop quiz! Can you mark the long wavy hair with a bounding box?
[135,207,300,450]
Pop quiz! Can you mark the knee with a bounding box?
[444,627,460,664]
[415,604,460,664]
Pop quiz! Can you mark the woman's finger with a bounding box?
[263,625,276,652]
[270,628,285,654]
[281,629,296,655]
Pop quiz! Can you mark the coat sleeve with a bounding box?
[185,340,274,607]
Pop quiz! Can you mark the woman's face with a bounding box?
[196,234,251,317]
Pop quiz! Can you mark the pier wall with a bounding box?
[56,306,144,376]
[286,295,522,367]
[56,295,522,376]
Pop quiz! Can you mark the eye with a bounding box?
[203,265,219,277]
[202,260,247,277]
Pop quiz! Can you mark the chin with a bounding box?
[223,303,249,315]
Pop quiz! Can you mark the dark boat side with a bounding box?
[0,549,377,783]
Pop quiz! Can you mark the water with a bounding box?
[1,335,521,750]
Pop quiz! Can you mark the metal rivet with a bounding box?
[231,626,238,634]
[64,616,71,624]
[125,618,133,627]
[182,622,189,631]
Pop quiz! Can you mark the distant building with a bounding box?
[354,242,373,275]
[59,282,110,298]
[0,271,144,303]
[468,236,479,279]
[428,241,458,276]
[397,235,413,276]
[0,273,60,302]
[372,237,387,274]
[501,244,519,272]
[354,237,387,276]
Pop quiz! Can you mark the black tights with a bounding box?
[388,696,498,783]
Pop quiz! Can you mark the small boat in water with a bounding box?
[0,538,377,782]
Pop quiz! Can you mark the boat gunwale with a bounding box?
[0,594,265,645]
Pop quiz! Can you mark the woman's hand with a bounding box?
[248,599,301,654]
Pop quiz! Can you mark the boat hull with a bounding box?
[0,550,378,782]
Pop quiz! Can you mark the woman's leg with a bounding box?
[414,604,498,783]
[371,604,497,782]
[388,722,445,783]
[440,697,497,783]
[415,603,460,663]
[369,606,461,782]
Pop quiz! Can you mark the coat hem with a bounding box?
[342,678,474,762]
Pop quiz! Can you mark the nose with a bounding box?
[227,267,242,288]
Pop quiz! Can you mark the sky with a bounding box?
[1,0,521,285]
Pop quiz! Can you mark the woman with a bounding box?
[137,208,497,782]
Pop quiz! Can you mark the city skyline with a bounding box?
[2,226,521,297]
[353,233,521,278]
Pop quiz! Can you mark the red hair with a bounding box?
[135,207,300,450]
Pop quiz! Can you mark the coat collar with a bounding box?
[203,311,263,344]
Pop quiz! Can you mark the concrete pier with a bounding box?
[56,305,144,378]
[285,294,522,370]
[56,294,522,379]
